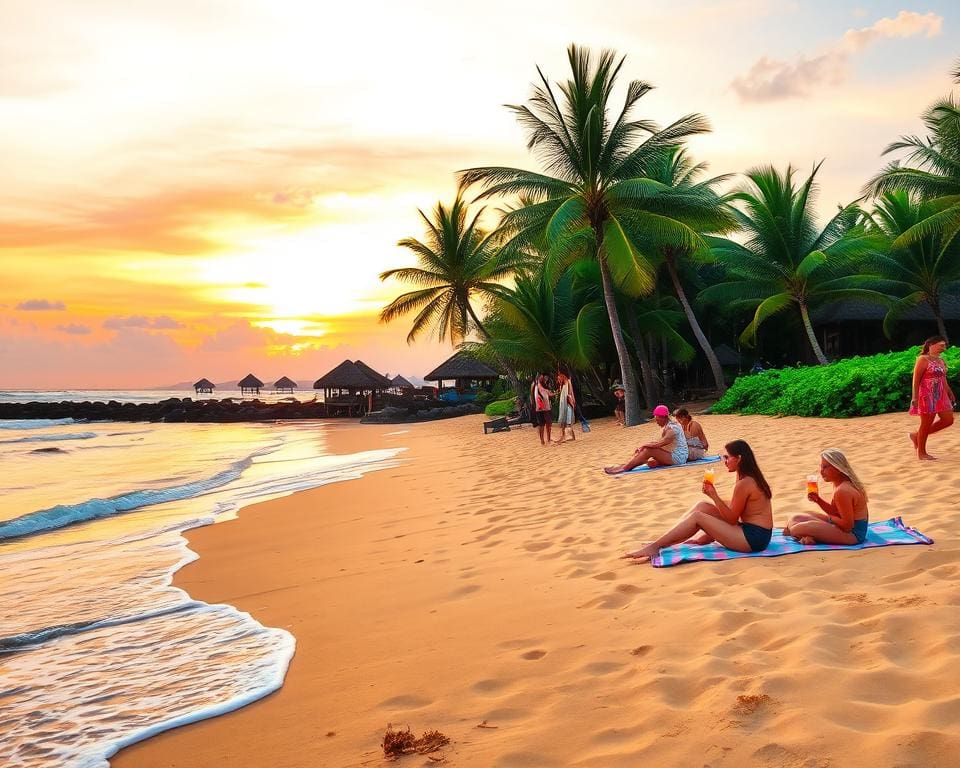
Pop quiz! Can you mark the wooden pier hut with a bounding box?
[193,378,215,395]
[390,374,415,395]
[313,360,391,416]
[238,373,264,395]
[274,376,298,394]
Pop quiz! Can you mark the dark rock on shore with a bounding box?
[360,402,482,424]
[0,397,482,424]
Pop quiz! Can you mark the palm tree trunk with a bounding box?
[625,310,654,408]
[665,259,726,393]
[931,296,949,343]
[466,304,521,393]
[645,333,662,402]
[598,256,642,425]
[799,302,829,365]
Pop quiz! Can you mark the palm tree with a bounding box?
[864,191,960,341]
[866,71,960,250]
[476,268,605,373]
[641,146,737,392]
[702,164,889,365]
[380,196,517,343]
[459,45,714,425]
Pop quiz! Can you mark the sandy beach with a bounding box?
[114,412,960,767]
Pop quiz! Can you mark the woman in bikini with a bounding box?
[910,335,955,460]
[782,449,869,545]
[623,440,773,562]
[674,408,708,460]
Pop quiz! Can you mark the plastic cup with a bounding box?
[806,475,819,495]
[704,468,715,484]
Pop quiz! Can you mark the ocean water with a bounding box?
[0,417,404,767]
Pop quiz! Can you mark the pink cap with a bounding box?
[652,405,670,417]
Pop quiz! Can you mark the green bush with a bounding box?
[485,397,517,417]
[712,347,960,418]
[474,390,496,407]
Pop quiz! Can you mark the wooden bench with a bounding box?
[483,417,510,434]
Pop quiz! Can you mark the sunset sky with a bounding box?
[1,0,956,388]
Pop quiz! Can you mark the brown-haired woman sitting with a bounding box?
[623,440,773,562]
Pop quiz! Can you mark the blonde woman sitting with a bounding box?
[783,449,869,546]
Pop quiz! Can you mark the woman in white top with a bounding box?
[555,372,576,443]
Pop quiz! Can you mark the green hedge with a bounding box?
[712,347,960,418]
[484,398,516,417]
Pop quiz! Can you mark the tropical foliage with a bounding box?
[377,48,960,418]
[379,196,524,344]
[713,347,960,418]
[701,164,891,365]
[863,191,960,342]
[458,45,723,425]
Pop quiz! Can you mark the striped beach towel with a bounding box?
[651,517,933,568]
[623,455,722,474]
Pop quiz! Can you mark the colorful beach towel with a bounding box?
[651,517,933,567]
[623,455,722,474]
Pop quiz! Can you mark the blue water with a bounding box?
[0,417,405,767]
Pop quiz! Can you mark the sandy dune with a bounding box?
[114,412,960,767]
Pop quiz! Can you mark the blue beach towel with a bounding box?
[651,517,933,567]
[621,455,722,474]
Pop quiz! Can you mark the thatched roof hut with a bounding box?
[238,373,264,395]
[390,374,415,392]
[713,343,741,367]
[424,353,499,386]
[193,378,215,394]
[353,360,392,388]
[274,376,298,393]
[313,360,390,401]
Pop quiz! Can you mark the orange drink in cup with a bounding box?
[704,468,716,485]
[806,474,819,495]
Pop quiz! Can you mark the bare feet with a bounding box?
[798,536,817,546]
[918,452,937,461]
[622,543,660,562]
[604,466,625,475]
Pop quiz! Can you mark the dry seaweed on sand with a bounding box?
[382,724,451,759]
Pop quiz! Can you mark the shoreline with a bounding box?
[114,413,959,767]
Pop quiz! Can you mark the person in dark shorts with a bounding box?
[533,373,553,446]
[623,440,773,562]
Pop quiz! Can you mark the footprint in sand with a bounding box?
[472,678,509,694]
[377,693,433,710]
[592,571,618,581]
[524,541,552,552]
[520,649,547,660]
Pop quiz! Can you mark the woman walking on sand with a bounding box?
[622,440,773,562]
[910,335,955,460]
[555,372,576,444]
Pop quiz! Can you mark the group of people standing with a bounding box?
[530,371,579,446]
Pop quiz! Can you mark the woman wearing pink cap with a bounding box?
[604,405,688,474]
